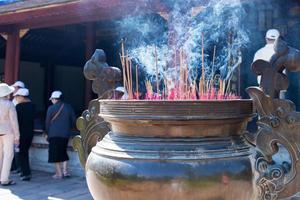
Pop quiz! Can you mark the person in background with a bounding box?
[0,83,20,186]
[253,29,280,62]
[253,28,286,99]
[10,81,25,173]
[14,88,35,181]
[11,81,25,106]
[45,91,76,179]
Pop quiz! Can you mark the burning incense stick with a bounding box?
[145,80,153,99]
[125,56,132,99]
[199,32,205,97]
[179,49,184,99]
[155,45,159,94]
[121,40,128,94]
[201,32,205,81]
[185,67,188,99]
[212,45,216,73]
[136,65,139,100]
[129,59,133,99]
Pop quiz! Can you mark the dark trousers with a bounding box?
[18,136,33,176]
[11,156,19,171]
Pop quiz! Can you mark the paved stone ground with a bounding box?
[0,170,92,200]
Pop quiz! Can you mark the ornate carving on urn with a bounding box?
[247,37,300,200]
[73,49,121,167]
[73,99,110,168]
[83,49,122,98]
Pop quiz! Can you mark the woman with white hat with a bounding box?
[14,88,35,181]
[11,81,25,106]
[45,91,76,179]
[0,83,20,186]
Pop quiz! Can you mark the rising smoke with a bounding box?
[115,0,251,96]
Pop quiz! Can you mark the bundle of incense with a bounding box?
[210,88,216,99]
[120,41,134,100]
[145,80,153,100]
[199,77,204,98]
[219,79,225,97]
[191,81,197,100]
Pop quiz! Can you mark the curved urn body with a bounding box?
[86,100,255,200]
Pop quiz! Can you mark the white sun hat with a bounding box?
[13,88,29,97]
[0,83,15,98]
[11,81,25,88]
[115,86,125,93]
[265,29,280,40]
[49,91,62,100]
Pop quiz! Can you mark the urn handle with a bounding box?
[73,99,110,168]
[246,87,300,200]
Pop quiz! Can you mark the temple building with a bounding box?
[0,0,156,117]
[0,0,299,176]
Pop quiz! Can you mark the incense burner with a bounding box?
[74,38,300,200]
[81,100,255,200]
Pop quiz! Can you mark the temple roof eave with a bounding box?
[0,0,170,33]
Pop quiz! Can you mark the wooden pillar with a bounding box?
[43,62,55,108]
[84,23,96,108]
[4,28,20,85]
[14,34,20,81]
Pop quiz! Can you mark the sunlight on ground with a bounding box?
[48,197,64,200]
[0,188,23,200]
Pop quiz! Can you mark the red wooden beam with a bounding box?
[16,3,153,30]
[4,28,20,84]
[0,0,261,33]
[0,0,168,32]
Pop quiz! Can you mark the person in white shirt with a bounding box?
[253,29,286,99]
[253,29,280,85]
[10,81,25,173]
[0,83,20,186]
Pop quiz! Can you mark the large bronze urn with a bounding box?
[74,41,300,200]
[86,100,255,200]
